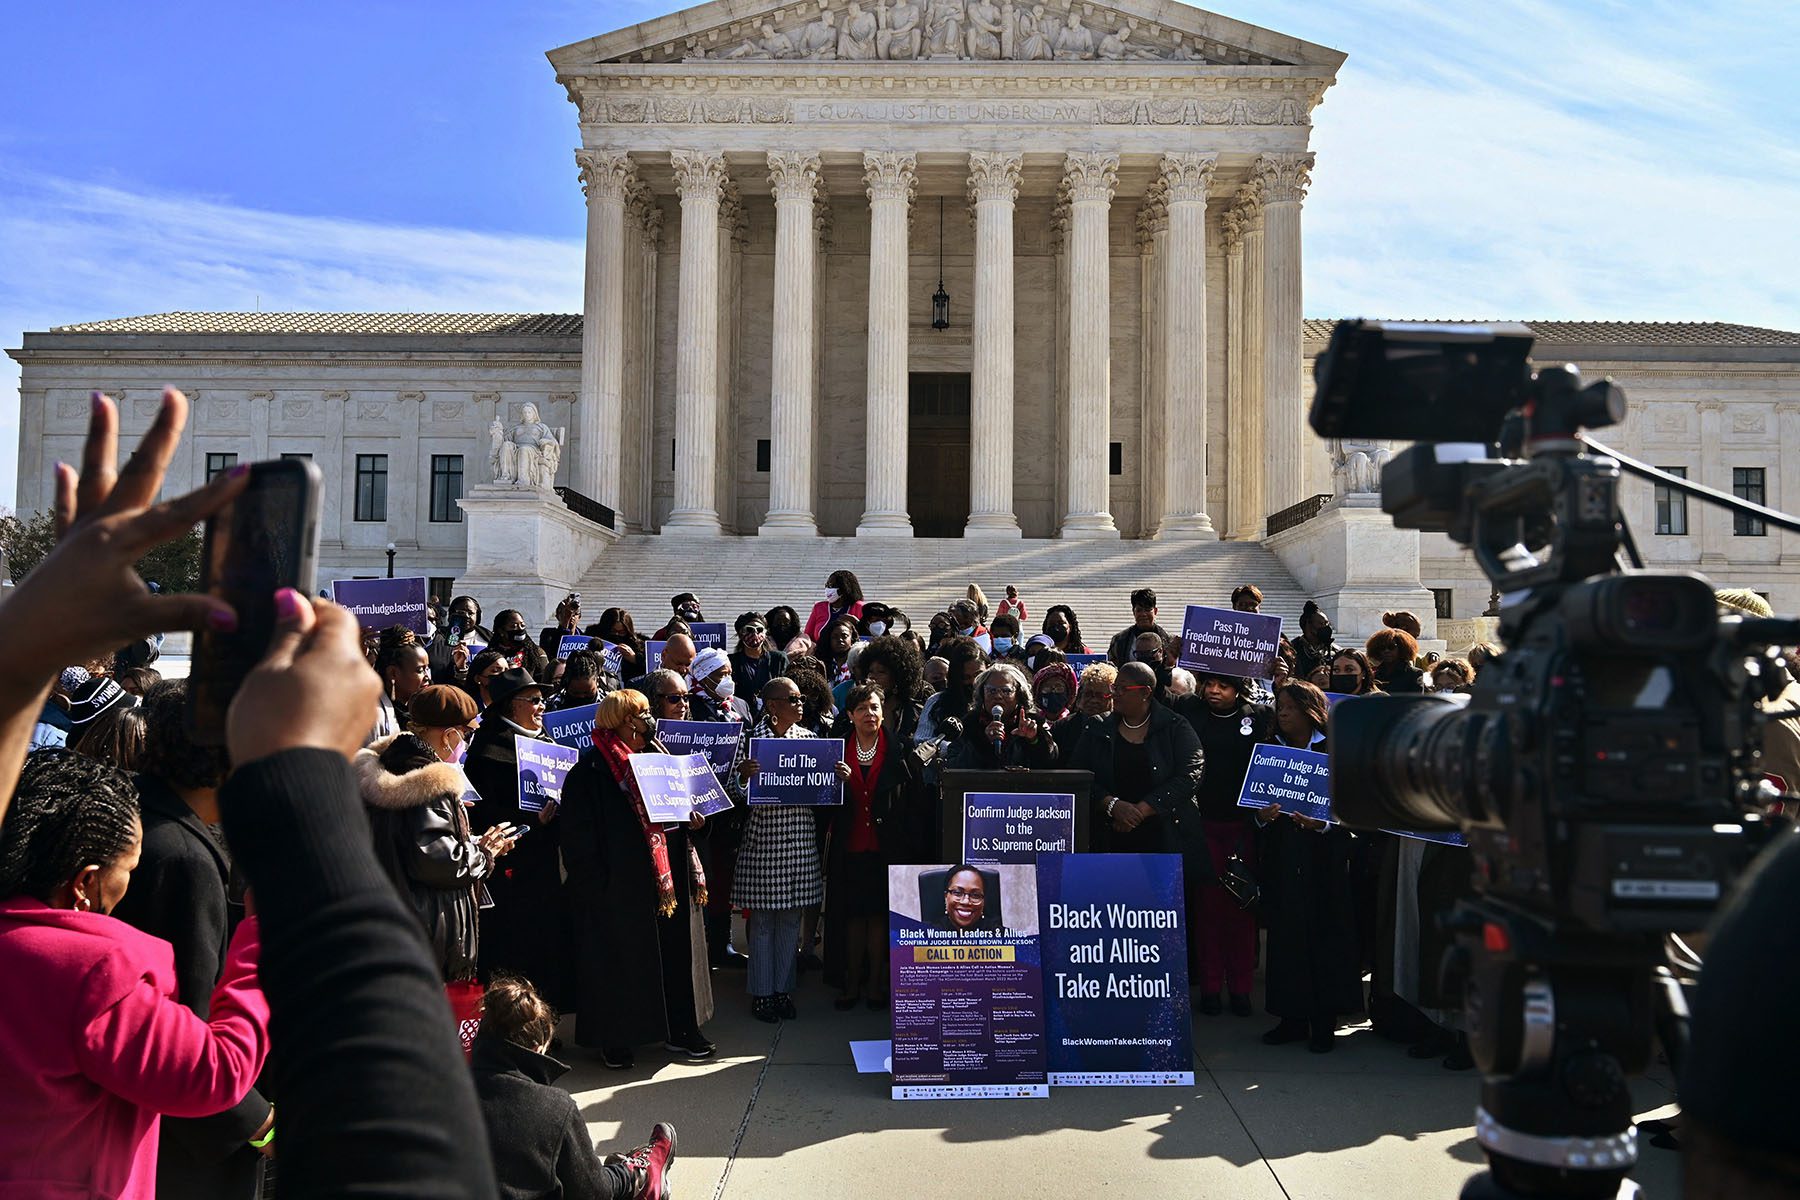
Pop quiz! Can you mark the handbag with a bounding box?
[1220,845,1261,910]
[446,979,485,1058]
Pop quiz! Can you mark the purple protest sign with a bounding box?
[748,738,844,806]
[514,735,578,814]
[656,719,743,777]
[962,792,1076,866]
[333,577,429,635]
[1177,604,1283,681]
[542,703,597,751]
[1237,744,1333,825]
[689,623,728,652]
[555,634,592,662]
[629,752,734,823]
[1064,653,1106,674]
[645,640,666,675]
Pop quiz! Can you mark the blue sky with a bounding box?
[3,0,1796,505]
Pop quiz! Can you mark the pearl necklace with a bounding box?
[856,734,879,765]
[1122,714,1150,731]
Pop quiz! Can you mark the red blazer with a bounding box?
[0,897,270,1200]
[804,599,865,642]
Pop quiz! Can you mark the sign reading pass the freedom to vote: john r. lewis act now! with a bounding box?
[1177,604,1283,681]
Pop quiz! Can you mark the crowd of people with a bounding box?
[3,388,1795,1198]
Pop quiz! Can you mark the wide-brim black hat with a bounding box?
[486,667,543,711]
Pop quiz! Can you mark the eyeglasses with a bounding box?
[743,626,766,636]
[656,693,688,705]
[982,683,1017,695]
[771,693,801,705]
[1110,684,1151,696]
[946,887,985,901]
[522,696,547,708]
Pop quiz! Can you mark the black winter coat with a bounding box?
[561,752,711,1050]
[109,775,271,1200]
[1068,705,1205,855]
[466,722,572,1007]
[821,733,928,988]
[471,1032,614,1200]
[427,626,493,687]
[356,733,491,982]
[1174,696,1275,820]
[944,711,1060,772]
[1255,736,1363,1020]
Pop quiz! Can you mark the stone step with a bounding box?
[573,535,1315,643]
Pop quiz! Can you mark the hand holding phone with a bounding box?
[188,459,323,743]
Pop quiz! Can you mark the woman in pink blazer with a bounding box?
[0,750,271,1200]
[803,569,866,641]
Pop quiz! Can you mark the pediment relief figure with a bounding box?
[564,0,1324,66]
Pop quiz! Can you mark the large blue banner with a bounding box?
[962,792,1076,866]
[889,864,1048,1100]
[1037,853,1194,1086]
[333,576,429,635]
[514,735,579,814]
[628,752,734,823]
[1176,604,1283,680]
[1237,744,1334,825]
[748,737,844,806]
[542,703,597,751]
[655,719,744,777]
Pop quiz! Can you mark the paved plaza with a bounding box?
[556,948,1683,1199]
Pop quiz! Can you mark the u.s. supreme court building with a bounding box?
[13,0,1800,638]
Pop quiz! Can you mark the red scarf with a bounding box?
[592,729,707,917]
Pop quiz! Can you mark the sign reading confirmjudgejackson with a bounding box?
[333,577,429,636]
[542,704,598,751]
[1177,604,1282,681]
[656,719,744,777]
[629,752,734,823]
[748,737,844,806]
[1237,744,1334,825]
[1038,853,1195,1086]
[963,792,1076,867]
[889,864,1048,1100]
[514,736,579,814]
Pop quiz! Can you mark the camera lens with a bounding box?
[1330,694,1494,831]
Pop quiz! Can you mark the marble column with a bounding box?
[1221,203,1251,540]
[619,181,656,533]
[1136,186,1167,537]
[1233,191,1267,540]
[966,151,1023,537]
[760,151,824,536]
[575,150,634,511]
[1255,153,1313,516]
[1157,151,1219,539]
[858,151,917,537]
[666,150,727,534]
[1060,151,1120,538]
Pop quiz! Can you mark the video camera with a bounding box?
[1310,320,1799,1199]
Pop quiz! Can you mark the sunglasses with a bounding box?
[656,693,688,704]
[771,693,801,704]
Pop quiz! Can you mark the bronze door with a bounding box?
[907,373,972,538]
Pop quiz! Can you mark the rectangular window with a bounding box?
[204,452,238,483]
[429,577,456,609]
[1734,467,1766,536]
[756,439,771,473]
[429,454,464,523]
[1654,467,1688,535]
[279,451,313,462]
[1109,442,1123,477]
[1431,588,1454,620]
[355,454,388,522]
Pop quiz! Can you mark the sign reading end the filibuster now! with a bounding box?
[1237,744,1333,825]
[333,577,429,636]
[748,738,844,806]
[1177,604,1282,681]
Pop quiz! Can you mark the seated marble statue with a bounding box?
[838,2,879,59]
[1014,5,1052,59]
[1052,12,1095,59]
[491,403,566,490]
[798,12,839,58]
[877,0,923,59]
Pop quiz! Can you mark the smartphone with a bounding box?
[186,459,324,743]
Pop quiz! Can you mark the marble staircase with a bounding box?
[572,536,1313,641]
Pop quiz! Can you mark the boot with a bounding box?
[612,1122,678,1200]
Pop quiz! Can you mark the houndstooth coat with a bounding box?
[729,718,827,911]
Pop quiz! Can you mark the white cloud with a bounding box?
[0,166,583,506]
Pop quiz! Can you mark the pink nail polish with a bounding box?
[274,588,305,621]
[207,608,239,633]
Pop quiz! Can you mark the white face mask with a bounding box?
[868,621,888,637]
[713,676,737,700]
[825,587,840,603]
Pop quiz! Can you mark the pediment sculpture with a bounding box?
[692,0,1268,64]
[489,404,567,491]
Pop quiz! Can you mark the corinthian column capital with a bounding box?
[863,151,918,203]
[1221,203,1248,253]
[767,150,823,202]
[967,151,1023,205]
[1251,152,1315,205]
[671,150,728,201]
[1158,152,1217,205]
[576,149,636,202]
[1231,189,1265,235]
[1063,151,1120,204]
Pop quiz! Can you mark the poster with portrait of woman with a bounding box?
[887,863,1047,1100]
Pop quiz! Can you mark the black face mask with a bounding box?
[1329,671,1359,694]
[1040,692,1068,717]
[1314,623,1334,644]
[502,628,527,644]
[640,715,659,739]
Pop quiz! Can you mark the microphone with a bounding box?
[991,705,1005,758]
